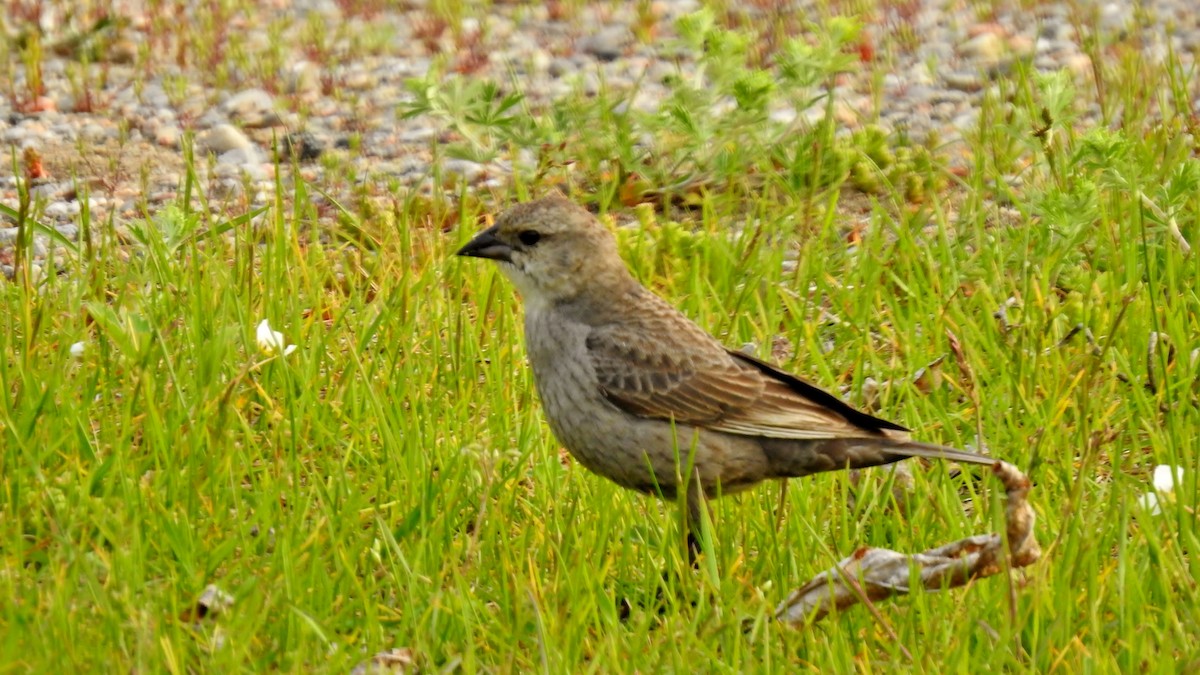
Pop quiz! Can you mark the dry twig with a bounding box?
[777,461,1039,625]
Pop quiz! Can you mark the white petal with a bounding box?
[256,319,275,347]
[69,341,86,358]
[1137,491,1162,515]
[255,319,290,355]
[1152,464,1184,492]
[282,344,297,357]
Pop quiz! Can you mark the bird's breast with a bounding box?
[523,307,605,425]
[523,308,655,487]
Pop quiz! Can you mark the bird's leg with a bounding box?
[617,472,706,620]
[773,479,789,532]
[683,476,710,567]
[684,488,702,565]
[617,484,707,621]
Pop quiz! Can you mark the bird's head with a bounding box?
[456,195,633,309]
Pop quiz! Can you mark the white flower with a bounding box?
[1137,491,1161,515]
[69,341,86,358]
[255,319,297,357]
[1138,464,1185,515]
[1152,464,1183,492]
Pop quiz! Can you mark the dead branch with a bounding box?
[777,461,1040,625]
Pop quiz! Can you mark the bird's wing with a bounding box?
[586,312,907,440]
[721,349,908,439]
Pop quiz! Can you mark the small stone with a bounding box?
[548,57,576,78]
[928,88,969,105]
[1008,35,1034,60]
[108,38,138,64]
[579,25,631,62]
[219,146,259,166]
[198,124,254,154]
[833,101,859,127]
[1098,3,1132,35]
[80,123,109,142]
[29,96,56,113]
[209,178,245,200]
[951,110,980,133]
[1041,22,1075,42]
[397,126,436,143]
[529,49,552,74]
[942,70,984,92]
[959,32,1007,69]
[653,0,699,21]
[155,124,182,148]
[44,201,80,219]
[222,88,282,128]
[282,131,324,162]
[30,182,72,200]
[442,158,486,183]
[55,223,79,240]
[342,69,379,91]
[1065,54,1093,78]
[286,61,323,96]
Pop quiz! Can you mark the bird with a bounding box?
[456,194,995,556]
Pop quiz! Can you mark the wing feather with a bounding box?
[585,305,905,440]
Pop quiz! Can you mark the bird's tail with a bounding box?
[879,439,996,467]
[761,435,997,479]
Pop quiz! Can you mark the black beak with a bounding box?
[455,225,512,263]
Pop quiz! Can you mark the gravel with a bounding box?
[1,0,1197,277]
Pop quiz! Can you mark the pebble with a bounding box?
[286,61,323,96]
[942,71,985,93]
[56,223,79,240]
[282,132,324,162]
[216,146,265,169]
[221,88,283,128]
[80,123,110,143]
[198,124,254,154]
[1098,3,1134,35]
[154,123,182,148]
[44,201,80,219]
[579,25,631,62]
[443,158,487,184]
[959,32,1008,69]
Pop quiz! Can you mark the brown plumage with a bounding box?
[457,195,994,553]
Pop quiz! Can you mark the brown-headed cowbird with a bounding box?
[457,195,993,554]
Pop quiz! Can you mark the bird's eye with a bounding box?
[518,230,541,246]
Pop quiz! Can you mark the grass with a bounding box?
[2,1,1199,672]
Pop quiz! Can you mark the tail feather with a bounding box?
[761,436,997,479]
[882,439,996,467]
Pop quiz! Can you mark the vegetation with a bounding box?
[1,1,1197,671]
